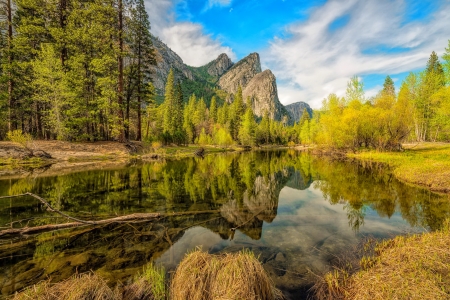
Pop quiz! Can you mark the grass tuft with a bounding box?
[170,249,283,300]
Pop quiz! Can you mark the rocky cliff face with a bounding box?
[285,102,313,123]
[218,53,262,95]
[242,70,287,121]
[206,53,233,77]
[150,36,194,93]
[150,36,296,121]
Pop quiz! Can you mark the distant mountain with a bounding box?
[285,102,313,123]
[150,36,293,121]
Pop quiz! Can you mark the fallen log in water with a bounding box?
[0,192,219,237]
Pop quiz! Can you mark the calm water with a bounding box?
[0,150,449,299]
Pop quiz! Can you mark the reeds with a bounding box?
[170,249,283,300]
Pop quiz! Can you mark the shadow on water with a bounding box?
[0,150,449,299]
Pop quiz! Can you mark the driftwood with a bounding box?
[0,193,219,237]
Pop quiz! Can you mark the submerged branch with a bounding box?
[0,193,220,237]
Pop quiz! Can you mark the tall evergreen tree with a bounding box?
[117,0,125,142]
[209,96,217,123]
[382,75,395,97]
[163,68,175,136]
[126,0,155,140]
[299,108,311,127]
[426,51,445,87]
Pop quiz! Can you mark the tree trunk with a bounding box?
[59,0,67,66]
[117,0,125,142]
[7,0,14,132]
[137,45,142,141]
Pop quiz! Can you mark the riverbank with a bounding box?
[314,219,450,300]
[348,143,450,194]
[0,140,288,178]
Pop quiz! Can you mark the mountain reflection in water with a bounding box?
[0,150,449,299]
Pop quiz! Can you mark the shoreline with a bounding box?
[1,141,449,195]
[0,141,291,179]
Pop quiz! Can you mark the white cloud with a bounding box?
[145,0,236,66]
[207,0,232,8]
[265,0,450,108]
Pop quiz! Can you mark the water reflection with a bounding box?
[0,151,448,298]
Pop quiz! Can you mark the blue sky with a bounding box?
[146,0,450,108]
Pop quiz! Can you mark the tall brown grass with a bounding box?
[13,273,117,300]
[313,219,450,300]
[170,249,283,300]
[13,263,165,300]
[13,250,282,300]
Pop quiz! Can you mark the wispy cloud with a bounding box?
[207,0,233,9]
[145,0,236,66]
[265,0,450,108]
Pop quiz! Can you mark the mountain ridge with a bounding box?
[150,36,311,122]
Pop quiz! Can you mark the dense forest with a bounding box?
[0,0,449,150]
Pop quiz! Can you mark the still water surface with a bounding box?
[0,150,449,298]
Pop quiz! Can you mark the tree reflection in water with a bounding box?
[0,150,448,297]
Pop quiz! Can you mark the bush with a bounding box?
[7,130,32,150]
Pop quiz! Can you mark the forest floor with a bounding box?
[349,142,450,194]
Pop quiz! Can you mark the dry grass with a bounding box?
[170,249,283,300]
[314,220,450,300]
[350,142,450,193]
[12,250,281,300]
[13,272,117,300]
[13,263,166,300]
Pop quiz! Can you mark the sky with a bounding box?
[145,0,450,108]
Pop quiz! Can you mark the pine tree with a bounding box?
[174,83,184,130]
[209,96,217,123]
[163,68,175,136]
[32,44,69,140]
[238,106,256,146]
[126,0,156,140]
[382,75,395,97]
[257,110,270,144]
[426,51,445,87]
[183,94,196,143]
[299,108,311,127]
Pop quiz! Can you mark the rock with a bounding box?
[150,35,194,94]
[285,102,313,123]
[194,147,205,157]
[206,53,233,77]
[218,53,262,95]
[32,150,52,159]
[275,252,286,262]
[242,70,290,121]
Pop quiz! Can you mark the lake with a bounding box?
[0,150,449,299]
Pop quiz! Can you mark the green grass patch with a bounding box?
[349,143,450,193]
